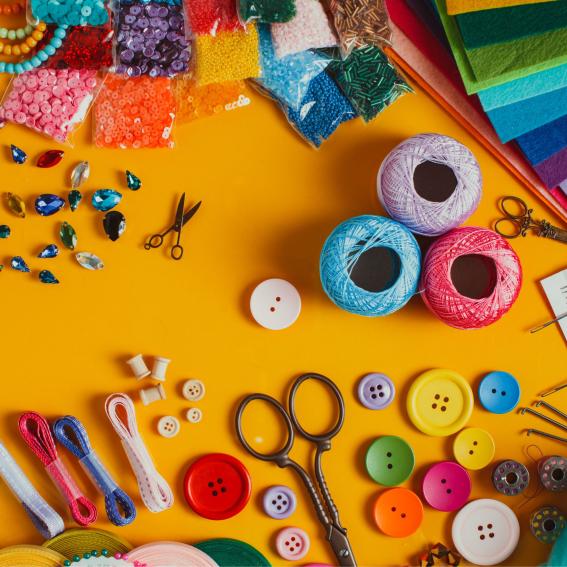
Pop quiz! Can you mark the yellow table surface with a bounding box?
[0,78,565,567]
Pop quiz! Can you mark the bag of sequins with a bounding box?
[236,0,297,26]
[0,68,104,146]
[114,0,191,79]
[184,0,244,37]
[27,0,110,28]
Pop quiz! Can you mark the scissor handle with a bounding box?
[170,244,184,260]
[494,217,523,239]
[289,373,345,444]
[144,233,164,250]
[235,394,294,463]
[500,195,529,219]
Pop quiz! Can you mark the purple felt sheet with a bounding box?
[534,146,567,188]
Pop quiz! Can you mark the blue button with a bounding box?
[478,371,520,414]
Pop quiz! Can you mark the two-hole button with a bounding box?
[373,487,424,537]
[453,428,495,470]
[365,436,414,486]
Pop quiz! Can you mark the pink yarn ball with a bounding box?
[420,227,522,329]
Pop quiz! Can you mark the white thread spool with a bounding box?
[139,383,166,406]
[151,356,170,382]
[126,354,151,380]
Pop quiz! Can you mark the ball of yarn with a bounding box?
[320,215,421,316]
[420,227,522,329]
[377,133,482,236]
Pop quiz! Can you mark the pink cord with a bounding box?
[18,412,97,527]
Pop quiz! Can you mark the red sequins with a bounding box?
[185,0,243,35]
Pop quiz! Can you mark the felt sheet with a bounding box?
[447,0,557,15]
[405,0,451,51]
[516,114,567,165]
[534,146,567,188]
[436,0,567,93]
[456,1,567,49]
[486,85,567,143]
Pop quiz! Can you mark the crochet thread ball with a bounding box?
[377,133,482,236]
[420,227,522,329]
[320,215,421,317]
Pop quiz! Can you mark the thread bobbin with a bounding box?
[538,456,566,492]
[530,506,566,544]
[126,354,151,380]
[139,384,166,406]
[491,460,529,496]
[151,356,170,382]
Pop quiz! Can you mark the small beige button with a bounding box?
[182,379,205,401]
[186,408,203,423]
[157,415,180,438]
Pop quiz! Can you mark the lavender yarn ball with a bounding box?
[377,133,482,236]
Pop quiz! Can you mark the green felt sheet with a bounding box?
[436,0,567,94]
[456,0,567,49]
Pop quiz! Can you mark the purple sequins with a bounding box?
[116,0,190,77]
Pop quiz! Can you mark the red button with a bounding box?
[184,453,252,520]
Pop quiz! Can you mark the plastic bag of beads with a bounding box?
[238,0,296,24]
[194,25,260,85]
[328,0,391,58]
[0,68,102,145]
[255,24,330,110]
[29,0,109,27]
[115,0,190,78]
[328,46,412,123]
[93,74,176,149]
[174,72,251,123]
[270,0,337,59]
[185,0,243,35]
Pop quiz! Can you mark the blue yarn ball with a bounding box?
[320,215,421,316]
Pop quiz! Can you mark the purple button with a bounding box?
[422,461,471,512]
[357,373,395,410]
[263,485,297,519]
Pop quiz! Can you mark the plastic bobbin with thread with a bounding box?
[105,393,174,513]
[538,455,566,492]
[491,460,529,496]
[139,383,166,406]
[53,416,137,527]
[0,441,65,539]
[18,412,97,527]
[128,542,218,567]
[530,506,566,544]
[43,528,133,559]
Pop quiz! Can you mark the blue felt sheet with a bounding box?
[515,113,567,165]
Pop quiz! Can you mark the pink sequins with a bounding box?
[0,68,100,143]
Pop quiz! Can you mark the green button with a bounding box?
[365,435,415,486]
[194,539,271,567]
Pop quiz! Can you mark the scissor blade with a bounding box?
[182,200,202,226]
[173,193,186,232]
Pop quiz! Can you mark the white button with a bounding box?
[157,416,180,438]
[182,379,205,401]
[452,499,520,565]
[186,408,203,423]
[250,279,301,330]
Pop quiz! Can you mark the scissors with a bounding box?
[494,196,567,244]
[144,193,201,260]
[235,373,357,567]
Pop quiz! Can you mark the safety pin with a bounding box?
[534,400,567,422]
[525,429,567,444]
[519,408,567,432]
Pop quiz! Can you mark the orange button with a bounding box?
[373,487,424,538]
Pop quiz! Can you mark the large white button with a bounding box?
[157,416,180,438]
[182,379,205,401]
[250,279,301,330]
[452,499,520,565]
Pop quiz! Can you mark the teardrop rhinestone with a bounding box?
[39,270,59,284]
[11,256,30,272]
[37,150,64,168]
[60,221,77,250]
[0,225,11,239]
[10,144,27,164]
[68,190,82,212]
[76,252,104,270]
[126,170,142,191]
[71,161,90,189]
[6,192,26,218]
[92,189,122,212]
[38,244,59,258]
[35,194,65,216]
[103,211,126,241]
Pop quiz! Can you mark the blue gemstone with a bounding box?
[35,194,65,216]
[38,244,59,258]
[68,190,82,212]
[11,256,30,272]
[39,270,59,284]
[92,189,122,212]
[0,225,10,239]
[10,144,27,164]
[126,170,142,191]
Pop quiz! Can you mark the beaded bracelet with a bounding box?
[0,23,47,56]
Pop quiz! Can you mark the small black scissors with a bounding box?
[144,193,201,260]
[235,373,357,567]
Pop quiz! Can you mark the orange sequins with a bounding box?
[94,75,176,149]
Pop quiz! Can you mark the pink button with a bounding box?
[422,461,471,512]
[275,527,310,561]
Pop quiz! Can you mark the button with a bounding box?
[250,279,301,330]
[373,487,424,537]
[422,461,471,511]
[157,415,180,438]
[530,506,565,544]
[183,379,205,401]
[194,538,271,566]
[492,460,529,496]
[453,428,495,470]
[357,373,395,410]
[186,408,203,423]
[407,369,473,437]
[184,453,251,520]
[263,486,297,519]
[452,499,520,565]
[275,527,310,561]
[365,436,414,486]
[478,371,520,414]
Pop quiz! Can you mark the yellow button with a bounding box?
[406,369,473,436]
[453,427,495,470]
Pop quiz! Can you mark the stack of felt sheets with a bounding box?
[385,0,567,222]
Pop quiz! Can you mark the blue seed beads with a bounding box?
[30,0,109,26]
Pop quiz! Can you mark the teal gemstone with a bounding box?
[60,221,77,250]
[92,189,122,212]
[11,256,30,272]
[39,270,59,284]
[126,170,142,191]
[68,189,82,212]
[0,225,11,238]
[38,244,59,258]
